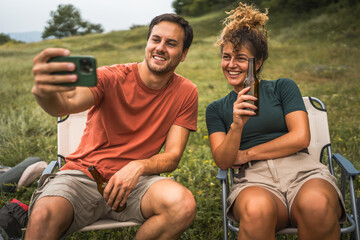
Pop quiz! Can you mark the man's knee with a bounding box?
[29,202,54,225]
[164,186,196,220]
[27,197,73,232]
[153,181,196,224]
[142,179,196,226]
[175,188,196,223]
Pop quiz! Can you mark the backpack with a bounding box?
[0,199,28,238]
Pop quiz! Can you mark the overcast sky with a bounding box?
[0,0,175,34]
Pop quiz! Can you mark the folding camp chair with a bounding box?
[41,110,140,232]
[216,96,360,240]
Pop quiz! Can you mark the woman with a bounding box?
[206,2,345,240]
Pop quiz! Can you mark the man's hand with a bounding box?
[102,125,190,211]
[103,161,144,210]
[31,48,95,117]
[32,48,78,97]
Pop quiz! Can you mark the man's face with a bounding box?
[145,21,187,74]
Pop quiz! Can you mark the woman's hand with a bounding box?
[232,87,257,126]
[232,149,249,167]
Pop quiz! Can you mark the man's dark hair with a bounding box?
[147,13,193,52]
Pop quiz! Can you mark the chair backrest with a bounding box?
[57,110,88,158]
[302,97,331,163]
[56,110,141,232]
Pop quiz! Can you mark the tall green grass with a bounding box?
[0,3,359,239]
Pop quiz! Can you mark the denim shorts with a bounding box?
[28,170,167,235]
[227,152,346,224]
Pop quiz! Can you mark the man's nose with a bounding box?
[155,41,166,53]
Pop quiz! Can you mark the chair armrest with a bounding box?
[332,153,360,177]
[216,168,228,180]
[41,161,59,175]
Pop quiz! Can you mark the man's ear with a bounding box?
[180,48,189,62]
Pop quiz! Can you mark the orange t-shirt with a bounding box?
[61,63,198,180]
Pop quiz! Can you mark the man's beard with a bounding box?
[145,51,182,75]
[146,58,173,74]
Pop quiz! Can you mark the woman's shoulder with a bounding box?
[208,91,236,105]
[207,91,236,111]
[261,78,295,85]
[261,78,299,91]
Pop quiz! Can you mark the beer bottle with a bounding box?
[88,165,126,212]
[243,58,259,115]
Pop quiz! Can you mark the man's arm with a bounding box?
[104,124,190,210]
[32,48,95,117]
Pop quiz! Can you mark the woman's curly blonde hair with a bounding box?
[217,2,269,69]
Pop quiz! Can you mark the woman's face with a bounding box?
[221,42,255,92]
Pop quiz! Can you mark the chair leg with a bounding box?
[222,179,228,240]
[349,177,360,240]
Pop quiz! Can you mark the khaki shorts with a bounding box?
[29,170,167,235]
[227,152,346,224]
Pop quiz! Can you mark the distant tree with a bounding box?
[0,33,22,45]
[173,0,234,16]
[0,33,12,45]
[173,0,346,16]
[42,4,104,39]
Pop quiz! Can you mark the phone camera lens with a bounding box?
[80,58,94,73]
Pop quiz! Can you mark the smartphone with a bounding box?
[48,56,97,87]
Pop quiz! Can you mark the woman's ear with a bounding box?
[256,59,263,72]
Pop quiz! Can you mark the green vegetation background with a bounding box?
[0,1,359,239]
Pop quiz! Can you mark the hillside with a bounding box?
[0,2,359,239]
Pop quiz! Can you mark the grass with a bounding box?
[0,2,359,239]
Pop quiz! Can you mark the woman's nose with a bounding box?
[228,57,236,68]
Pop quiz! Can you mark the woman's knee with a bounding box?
[292,186,339,225]
[235,192,277,223]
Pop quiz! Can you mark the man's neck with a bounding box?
[137,61,173,90]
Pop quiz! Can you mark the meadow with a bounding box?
[0,2,359,239]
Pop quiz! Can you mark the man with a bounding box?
[26,13,198,240]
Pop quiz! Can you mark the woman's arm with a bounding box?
[209,124,243,170]
[234,110,310,165]
[209,88,257,170]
